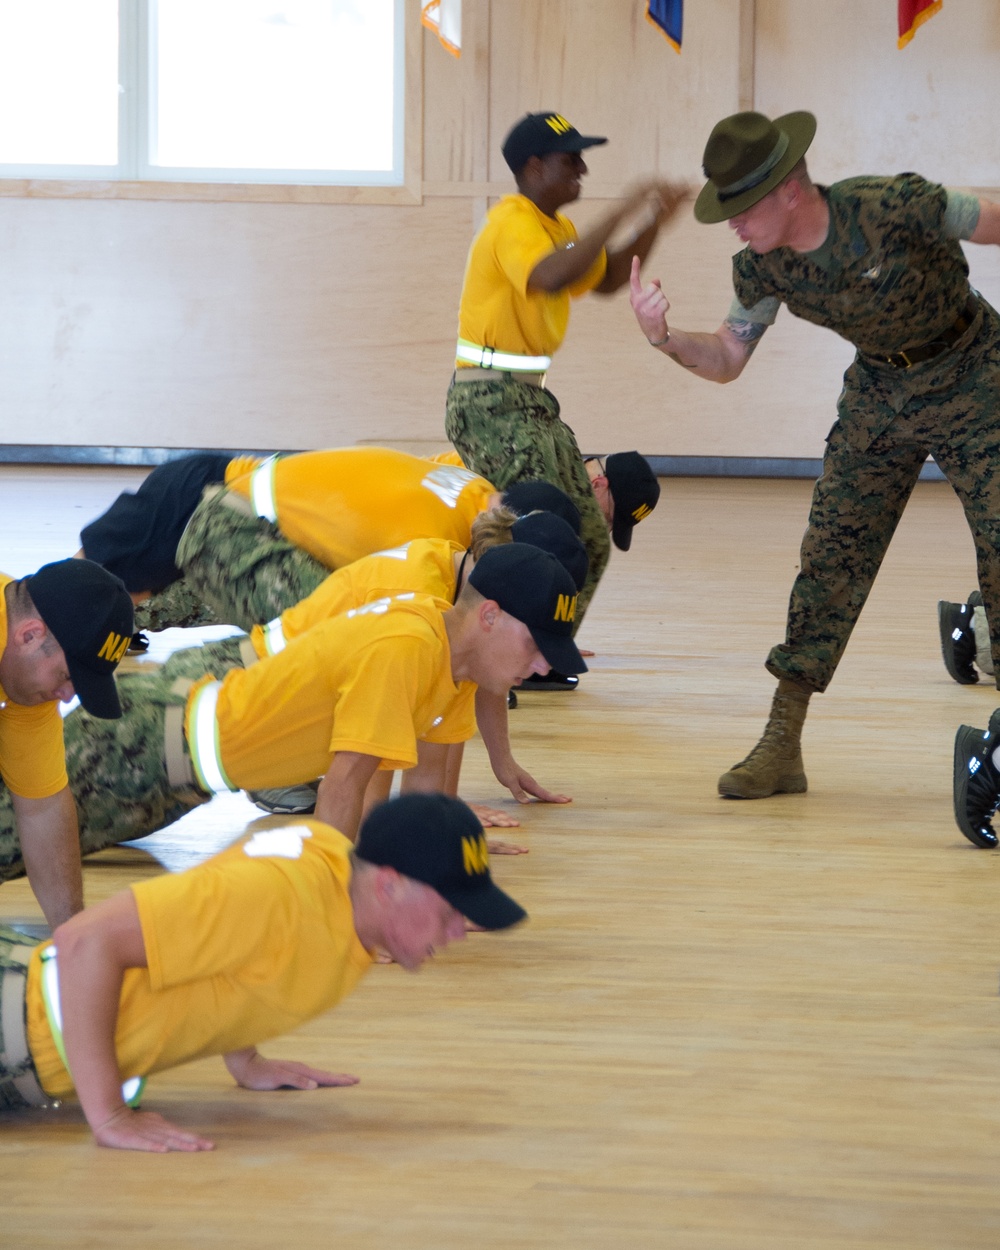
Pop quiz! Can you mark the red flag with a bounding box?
[898,0,942,48]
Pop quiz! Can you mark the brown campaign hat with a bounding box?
[694,111,816,224]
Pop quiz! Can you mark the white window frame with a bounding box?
[0,0,422,204]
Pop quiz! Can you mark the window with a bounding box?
[0,0,406,187]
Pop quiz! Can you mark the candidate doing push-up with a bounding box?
[0,543,585,884]
[0,559,133,928]
[0,793,526,1152]
[245,506,588,825]
[80,446,582,635]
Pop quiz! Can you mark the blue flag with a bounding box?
[647,0,682,53]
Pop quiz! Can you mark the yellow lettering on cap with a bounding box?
[545,114,571,135]
[553,593,577,623]
[97,632,129,663]
[462,833,490,876]
[632,503,652,523]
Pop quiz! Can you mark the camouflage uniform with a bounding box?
[132,576,219,632]
[0,639,245,882]
[445,375,610,622]
[174,488,329,634]
[0,925,42,1109]
[733,174,1000,692]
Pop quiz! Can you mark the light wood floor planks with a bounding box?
[2,465,1000,1249]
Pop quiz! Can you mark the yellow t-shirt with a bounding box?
[455,194,607,366]
[0,574,69,799]
[209,593,475,789]
[250,537,463,659]
[27,819,373,1097]
[224,447,496,570]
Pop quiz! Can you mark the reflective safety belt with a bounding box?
[456,339,552,372]
[186,680,238,795]
[39,947,145,1109]
[249,455,280,522]
[260,617,287,656]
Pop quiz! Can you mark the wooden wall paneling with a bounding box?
[486,0,743,186]
[754,0,1000,187]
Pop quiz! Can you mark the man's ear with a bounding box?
[10,617,48,650]
[479,599,501,631]
[373,865,402,904]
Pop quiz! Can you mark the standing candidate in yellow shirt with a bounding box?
[445,111,683,628]
[0,560,132,928]
[0,793,525,1149]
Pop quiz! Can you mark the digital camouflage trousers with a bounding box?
[0,639,246,882]
[768,307,1000,692]
[445,374,611,627]
[137,488,330,633]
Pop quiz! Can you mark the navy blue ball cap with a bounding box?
[25,559,134,719]
[511,511,588,591]
[605,452,660,551]
[356,793,527,931]
[501,480,581,535]
[468,543,587,676]
[502,112,607,174]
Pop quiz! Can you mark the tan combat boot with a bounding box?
[718,678,810,798]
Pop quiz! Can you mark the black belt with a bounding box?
[873,295,979,369]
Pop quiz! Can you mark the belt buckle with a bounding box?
[887,349,912,369]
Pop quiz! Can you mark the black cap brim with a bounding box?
[442,880,527,931]
[530,628,588,677]
[66,660,123,719]
[611,513,635,552]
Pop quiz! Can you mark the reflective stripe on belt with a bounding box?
[249,455,279,522]
[39,946,145,1109]
[456,339,552,371]
[187,680,237,795]
[261,617,287,656]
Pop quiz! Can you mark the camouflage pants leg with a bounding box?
[160,636,246,684]
[445,375,611,624]
[0,926,42,1110]
[766,416,927,692]
[920,319,1000,686]
[133,577,220,632]
[0,669,207,884]
[176,488,330,633]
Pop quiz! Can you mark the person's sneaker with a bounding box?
[520,671,579,692]
[127,631,151,655]
[248,782,319,816]
[938,600,978,684]
[953,712,1000,848]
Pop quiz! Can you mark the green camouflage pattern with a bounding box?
[132,576,220,632]
[175,488,329,632]
[0,925,41,1110]
[0,640,246,882]
[766,301,1000,692]
[445,374,610,624]
[734,175,971,362]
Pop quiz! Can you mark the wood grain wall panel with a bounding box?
[0,196,472,450]
[486,0,741,185]
[755,0,1000,186]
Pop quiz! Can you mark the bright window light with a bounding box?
[150,0,397,174]
[0,0,119,166]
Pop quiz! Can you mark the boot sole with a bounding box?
[938,600,978,684]
[718,771,808,799]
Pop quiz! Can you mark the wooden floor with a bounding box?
[3,465,1000,1249]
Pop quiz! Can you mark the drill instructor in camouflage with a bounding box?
[630,109,1000,798]
[446,111,682,623]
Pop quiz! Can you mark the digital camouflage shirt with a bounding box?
[732,174,972,358]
